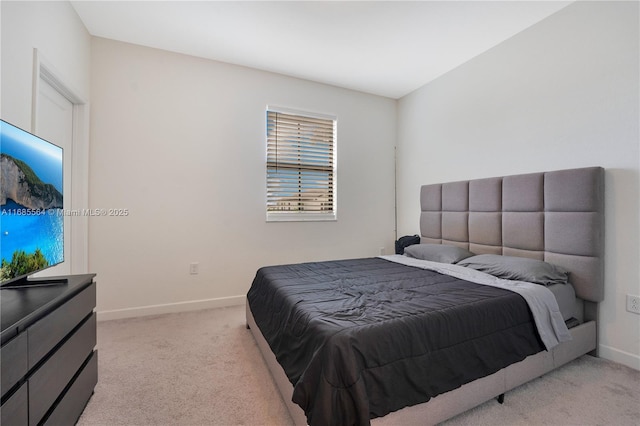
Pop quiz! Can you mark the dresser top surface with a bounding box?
[0,274,95,344]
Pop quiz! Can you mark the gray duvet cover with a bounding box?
[247,257,548,425]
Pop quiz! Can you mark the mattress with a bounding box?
[247,257,559,426]
[547,282,579,321]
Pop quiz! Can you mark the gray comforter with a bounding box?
[247,257,564,425]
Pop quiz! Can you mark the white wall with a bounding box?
[1,1,91,274]
[397,1,639,370]
[89,38,397,318]
[1,1,90,127]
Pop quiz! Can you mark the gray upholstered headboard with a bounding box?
[420,167,604,306]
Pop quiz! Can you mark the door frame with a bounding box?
[31,48,90,275]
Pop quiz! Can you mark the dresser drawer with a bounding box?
[28,282,96,368]
[43,350,98,426]
[29,313,96,426]
[1,332,27,397]
[0,381,27,426]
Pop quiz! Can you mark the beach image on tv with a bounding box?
[1,121,64,283]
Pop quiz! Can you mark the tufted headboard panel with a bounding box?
[420,167,604,303]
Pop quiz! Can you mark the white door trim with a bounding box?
[31,48,90,275]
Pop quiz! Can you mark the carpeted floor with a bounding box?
[77,305,640,426]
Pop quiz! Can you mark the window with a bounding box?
[266,107,336,221]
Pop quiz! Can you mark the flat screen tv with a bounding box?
[1,119,64,287]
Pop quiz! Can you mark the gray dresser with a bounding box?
[1,274,97,426]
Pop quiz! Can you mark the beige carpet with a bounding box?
[77,305,640,426]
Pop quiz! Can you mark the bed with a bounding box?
[246,166,604,425]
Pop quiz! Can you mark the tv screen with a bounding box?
[1,119,64,286]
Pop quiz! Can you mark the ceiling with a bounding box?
[70,1,572,99]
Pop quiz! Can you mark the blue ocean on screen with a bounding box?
[0,200,64,266]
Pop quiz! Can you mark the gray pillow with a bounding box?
[404,244,474,264]
[457,254,570,286]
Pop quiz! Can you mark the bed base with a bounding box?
[246,302,596,426]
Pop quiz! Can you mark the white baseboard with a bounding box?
[96,295,246,321]
[598,343,640,371]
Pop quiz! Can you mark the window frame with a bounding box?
[265,105,337,222]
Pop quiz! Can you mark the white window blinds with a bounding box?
[266,108,336,221]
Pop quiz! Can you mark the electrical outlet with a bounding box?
[379,247,385,255]
[627,294,640,314]
[189,262,199,275]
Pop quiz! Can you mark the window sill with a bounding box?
[266,212,337,222]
